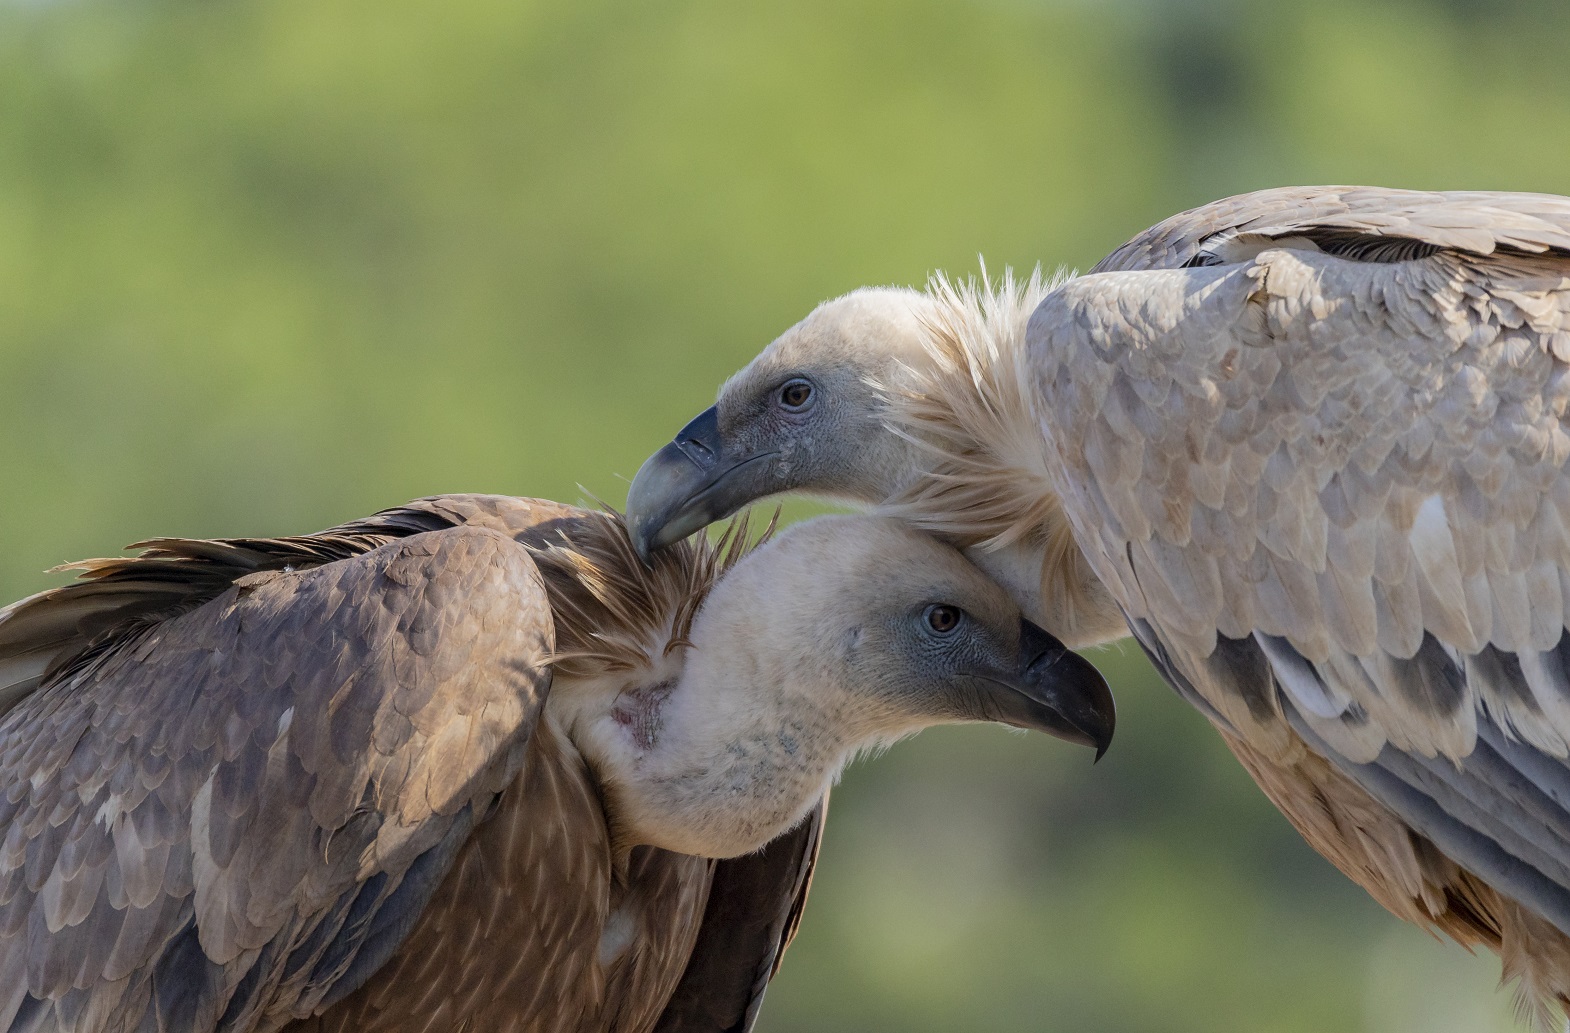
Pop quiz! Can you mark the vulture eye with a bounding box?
[924,604,963,635]
[778,379,815,412]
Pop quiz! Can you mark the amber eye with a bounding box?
[778,378,814,412]
[925,604,962,634]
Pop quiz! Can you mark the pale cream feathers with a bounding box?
[890,246,1570,1019]
[878,269,1129,649]
[622,187,1570,1026]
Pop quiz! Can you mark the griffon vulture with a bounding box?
[0,493,1113,1033]
[626,186,1570,1020]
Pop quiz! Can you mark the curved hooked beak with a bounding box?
[968,619,1116,761]
[627,406,777,562]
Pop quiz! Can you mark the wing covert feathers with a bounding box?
[0,516,557,1032]
[0,493,574,723]
[288,719,714,1033]
[1092,185,1570,273]
[1027,187,1570,1021]
[1031,231,1570,756]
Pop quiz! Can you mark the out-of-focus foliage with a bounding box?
[1,0,1565,1030]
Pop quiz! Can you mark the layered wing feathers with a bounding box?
[1030,189,1570,1004]
[1091,185,1570,273]
[0,519,555,1032]
[1033,234,1570,756]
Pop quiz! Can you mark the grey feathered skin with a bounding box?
[0,494,822,1033]
[625,185,1570,1023]
[1037,187,1570,1019]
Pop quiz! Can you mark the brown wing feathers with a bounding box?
[1,495,815,1033]
[0,500,463,722]
[0,501,556,1032]
[651,795,827,1033]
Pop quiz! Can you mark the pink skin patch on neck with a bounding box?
[612,679,676,750]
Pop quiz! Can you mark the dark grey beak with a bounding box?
[627,406,777,562]
[972,619,1116,761]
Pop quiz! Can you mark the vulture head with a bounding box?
[626,274,1126,645]
[553,513,1113,859]
[627,287,940,551]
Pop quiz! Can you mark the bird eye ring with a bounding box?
[924,604,962,635]
[778,378,815,412]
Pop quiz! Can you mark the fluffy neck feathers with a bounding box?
[876,270,1127,648]
[526,510,761,679]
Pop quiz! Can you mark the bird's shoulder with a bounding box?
[1029,208,1570,670]
[0,492,587,721]
[1028,190,1570,1007]
[0,496,571,1031]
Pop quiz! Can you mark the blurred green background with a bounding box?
[3,0,1567,1030]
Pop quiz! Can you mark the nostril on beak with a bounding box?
[669,406,723,471]
[677,436,715,466]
